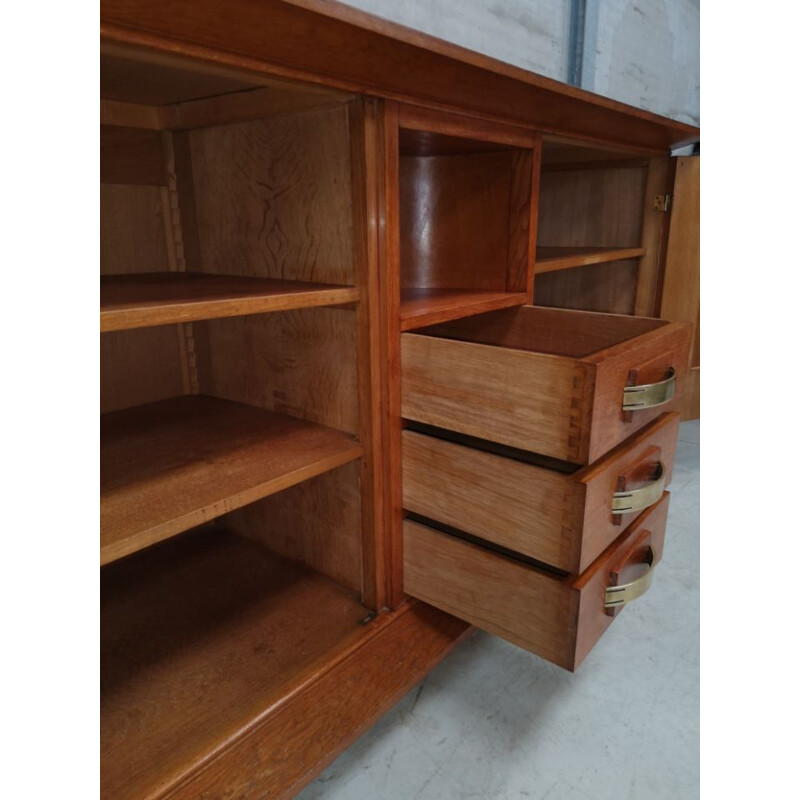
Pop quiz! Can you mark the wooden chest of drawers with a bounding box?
[400,308,688,670]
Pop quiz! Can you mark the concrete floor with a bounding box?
[299,421,700,800]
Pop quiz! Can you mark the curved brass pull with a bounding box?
[604,546,656,609]
[611,462,666,515]
[622,368,676,411]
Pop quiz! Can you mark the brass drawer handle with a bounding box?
[622,368,676,411]
[611,462,666,515]
[604,546,656,609]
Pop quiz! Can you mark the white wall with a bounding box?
[337,0,699,125]
[584,0,700,125]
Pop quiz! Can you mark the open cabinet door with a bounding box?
[660,156,700,420]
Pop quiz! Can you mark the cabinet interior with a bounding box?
[534,135,653,315]
[100,50,376,800]
[398,126,534,329]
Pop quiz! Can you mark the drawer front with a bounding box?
[586,324,691,463]
[403,412,679,574]
[404,495,669,671]
[402,307,691,465]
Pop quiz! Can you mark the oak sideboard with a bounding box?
[99,2,700,797]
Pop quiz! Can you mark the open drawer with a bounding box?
[404,494,669,671]
[403,412,679,574]
[401,306,691,464]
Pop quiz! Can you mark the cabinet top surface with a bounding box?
[100,0,699,152]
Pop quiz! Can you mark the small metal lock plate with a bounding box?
[654,194,672,212]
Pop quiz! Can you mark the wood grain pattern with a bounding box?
[404,494,669,670]
[585,320,691,462]
[659,156,700,419]
[349,98,389,609]
[96,17,700,795]
[189,106,355,286]
[573,411,678,571]
[195,307,359,435]
[403,429,580,571]
[534,161,648,313]
[101,272,360,331]
[537,166,647,249]
[163,129,203,273]
[400,288,527,331]
[402,412,679,574]
[403,306,688,464]
[101,50,350,114]
[402,329,590,462]
[101,50,255,104]
[507,148,537,294]
[540,135,650,166]
[101,98,163,129]
[419,305,662,358]
[535,258,640,315]
[225,460,363,592]
[100,326,188,413]
[536,246,645,274]
[398,103,538,149]
[676,366,700,420]
[100,1,699,151]
[100,184,170,274]
[163,601,469,800]
[101,528,368,800]
[634,156,674,316]
[164,85,352,130]
[381,100,406,608]
[101,126,166,185]
[405,518,575,667]
[399,151,513,291]
[526,140,543,303]
[100,394,362,564]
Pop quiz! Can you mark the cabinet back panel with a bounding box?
[537,167,646,248]
[100,184,171,275]
[189,106,354,285]
[195,308,359,435]
[101,127,166,186]
[101,326,190,413]
[400,152,513,291]
[535,259,639,315]
[224,461,362,593]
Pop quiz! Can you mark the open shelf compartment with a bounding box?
[534,135,653,315]
[101,527,370,800]
[101,273,360,332]
[396,107,538,330]
[101,394,361,565]
[101,47,359,329]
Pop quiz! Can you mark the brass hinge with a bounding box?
[653,194,672,212]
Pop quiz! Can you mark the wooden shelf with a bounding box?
[100,273,360,332]
[535,247,645,274]
[400,288,527,331]
[101,529,369,800]
[100,395,362,565]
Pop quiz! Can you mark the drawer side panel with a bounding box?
[402,333,590,462]
[404,519,578,668]
[402,430,582,571]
